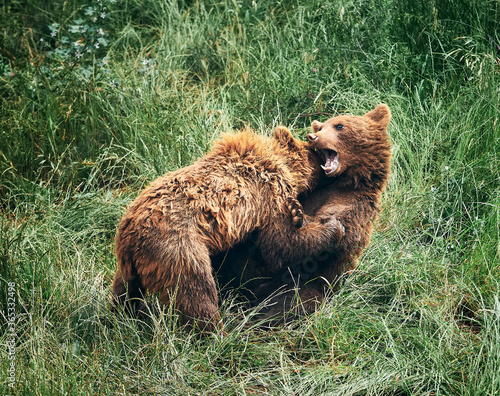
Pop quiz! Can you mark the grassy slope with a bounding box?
[1,0,499,394]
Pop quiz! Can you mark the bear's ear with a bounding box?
[273,126,303,151]
[273,126,294,143]
[365,104,391,129]
[311,120,323,133]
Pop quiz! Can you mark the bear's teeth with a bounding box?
[321,153,339,175]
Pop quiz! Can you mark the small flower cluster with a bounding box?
[138,58,157,77]
[35,0,119,88]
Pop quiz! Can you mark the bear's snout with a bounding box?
[307,133,318,143]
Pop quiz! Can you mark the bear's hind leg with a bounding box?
[157,246,221,333]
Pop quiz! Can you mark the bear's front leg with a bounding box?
[256,209,345,272]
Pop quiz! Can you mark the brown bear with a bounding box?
[213,104,392,320]
[112,127,343,331]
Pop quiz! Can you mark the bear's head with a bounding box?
[307,104,392,189]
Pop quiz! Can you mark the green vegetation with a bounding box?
[1,0,499,394]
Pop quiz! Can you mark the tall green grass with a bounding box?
[1,0,499,394]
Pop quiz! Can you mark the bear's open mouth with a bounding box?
[316,149,339,176]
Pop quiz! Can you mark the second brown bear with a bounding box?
[214,104,392,319]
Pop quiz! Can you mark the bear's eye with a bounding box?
[335,124,344,130]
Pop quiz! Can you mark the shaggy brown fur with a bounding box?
[214,104,392,319]
[112,127,342,331]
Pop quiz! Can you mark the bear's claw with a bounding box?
[286,196,304,228]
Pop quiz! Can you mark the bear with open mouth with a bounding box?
[214,104,392,321]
